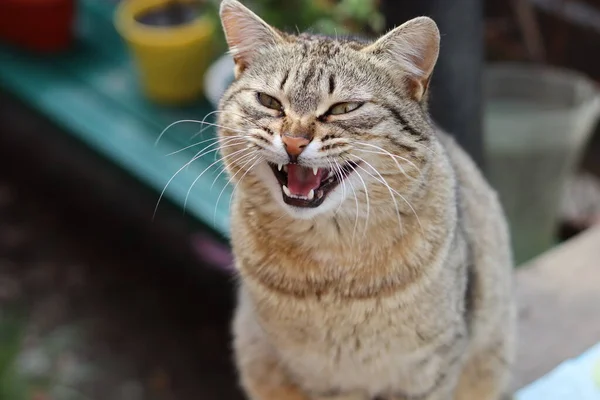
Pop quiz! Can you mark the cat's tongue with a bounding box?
[286,164,323,197]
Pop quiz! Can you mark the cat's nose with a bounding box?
[281,134,311,162]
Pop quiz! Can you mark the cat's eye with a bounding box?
[328,102,363,116]
[257,92,283,112]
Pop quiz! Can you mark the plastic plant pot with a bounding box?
[484,63,600,264]
[115,0,216,105]
[0,0,75,53]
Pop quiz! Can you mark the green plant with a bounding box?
[204,0,385,55]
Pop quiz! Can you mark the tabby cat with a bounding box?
[217,1,516,399]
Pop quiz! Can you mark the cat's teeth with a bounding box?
[327,170,334,179]
[282,185,291,197]
[307,189,315,200]
[312,167,318,175]
[316,190,324,199]
[283,165,288,173]
[278,164,283,171]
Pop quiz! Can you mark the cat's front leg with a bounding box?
[235,339,367,400]
[234,330,310,400]
[234,316,368,400]
[233,291,311,400]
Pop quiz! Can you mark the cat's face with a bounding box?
[217,0,440,220]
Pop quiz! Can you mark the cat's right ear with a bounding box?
[220,0,284,78]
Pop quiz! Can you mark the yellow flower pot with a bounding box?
[115,0,216,105]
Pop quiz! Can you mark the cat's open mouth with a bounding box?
[268,162,358,208]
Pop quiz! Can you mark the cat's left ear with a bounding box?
[363,17,440,102]
[220,0,285,78]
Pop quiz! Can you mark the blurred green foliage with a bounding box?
[0,310,91,400]
[204,0,385,54]
[0,311,29,400]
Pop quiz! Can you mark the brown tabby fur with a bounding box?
[216,1,516,399]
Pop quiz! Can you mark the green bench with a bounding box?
[0,0,231,237]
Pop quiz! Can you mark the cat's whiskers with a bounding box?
[213,153,262,224]
[353,142,421,179]
[154,142,243,219]
[211,150,257,191]
[166,135,245,157]
[326,158,347,216]
[192,121,249,136]
[209,143,254,190]
[227,155,265,213]
[183,140,249,173]
[213,136,251,162]
[190,110,223,140]
[349,160,371,238]
[332,126,420,177]
[331,160,361,243]
[350,154,423,235]
[345,167,361,244]
[190,110,267,140]
[192,110,251,140]
[348,155,404,237]
[155,118,248,146]
[182,147,253,213]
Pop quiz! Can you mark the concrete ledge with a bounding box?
[514,225,600,389]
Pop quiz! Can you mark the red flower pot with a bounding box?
[0,0,75,53]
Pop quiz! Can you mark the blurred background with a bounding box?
[0,0,599,399]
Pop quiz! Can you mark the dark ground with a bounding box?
[0,97,244,400]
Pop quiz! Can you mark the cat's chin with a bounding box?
[275,186,345,220]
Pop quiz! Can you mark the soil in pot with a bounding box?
[135,0,204,27]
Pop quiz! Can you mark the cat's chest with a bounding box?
[252,290,437,355]
[250,291,455,393]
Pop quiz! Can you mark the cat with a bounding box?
[216,1,516,399]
